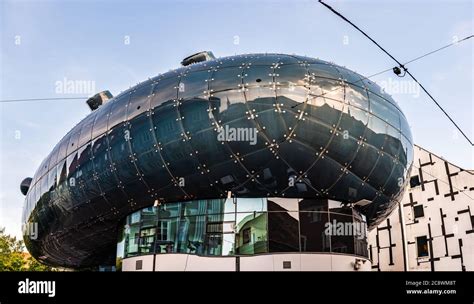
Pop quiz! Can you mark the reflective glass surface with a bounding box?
[78,111,97,148]
[117,197,368,259]
[66,125,81,155]
[127,81,153,120]
[108,93,130,130]
[24,54,411,268]
[91,101,113,139]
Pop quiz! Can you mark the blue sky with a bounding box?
[1,0,472,238]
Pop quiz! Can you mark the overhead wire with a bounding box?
[0,97,88,103]
[318,0,473,146]
[290,36,472,109]
[1,12,472,144]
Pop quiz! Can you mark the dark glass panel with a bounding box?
[151,102,181,146]
[215,54,253,68]
[107,123,136,184]
[66,151,79,200]
[38,155,51,178]
[75,142,91,170]
[305,158,345,193]
[268,199,300,252]
[277,63,309,111]
[299,208,330,252]
[47,164,58,192]
[366,114,388,150]
[296,114,333,150]
[128,114,153,157]
[31,158,47,188]
[369,92,401,130]
[339,105,369,141]
[127,81,153,120]
[66,125,82,156]
[307,63,341,80]
[384,125,402,159]
[336,66,365,87]
[108,93,130,130]
[243,65,275,102]
[306,92,343,129]
[252,54,300,66]
[178,70,210,101]
[57,134,71,163]
[209,66,242,92]
[275,141,317,193]
[66,153,77,183]
[268,211,300,252]
[182,128,227,171]
[74,144,91,191]
[89,134,111,196]
[210,90,246,125]
[327,170,370,203]
[346,83,369,111]
[299,198,328,212]
[401,134,414,168]
[179,97,213,135]
[290,55,327,65]
[367,151,394,192]
[39,175,49,205]
[383,163,406,197]
[400,116,412,143]
[216,118,267,158]
[159,140,200,185]
[150,76,179,109]
[349,144,378,181]
[47,145,60,171]
[318,79,345,104]
[33,181,40,210]
[329,213,355,254]
[78,111,97,148]
[326,129,359,167]
[91,101,113,139]
[135,149,168,193]
[56,158,67,188]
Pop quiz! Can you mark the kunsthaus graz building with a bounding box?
[20,52,413,271]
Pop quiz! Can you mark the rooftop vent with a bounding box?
[86,90,113,111]
[181,51,215,66]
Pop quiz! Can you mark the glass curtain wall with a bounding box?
[117,197,369,261]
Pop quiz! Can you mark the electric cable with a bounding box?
[319,0,473,146]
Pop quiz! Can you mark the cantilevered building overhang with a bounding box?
[21,53,413,269]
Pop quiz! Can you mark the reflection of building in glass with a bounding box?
[117,197,369,271]
[21,53,413,270]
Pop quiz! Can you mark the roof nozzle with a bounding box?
[181,51,215,66]
[86,90,113,111]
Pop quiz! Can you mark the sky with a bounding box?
[0,0,472,239]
